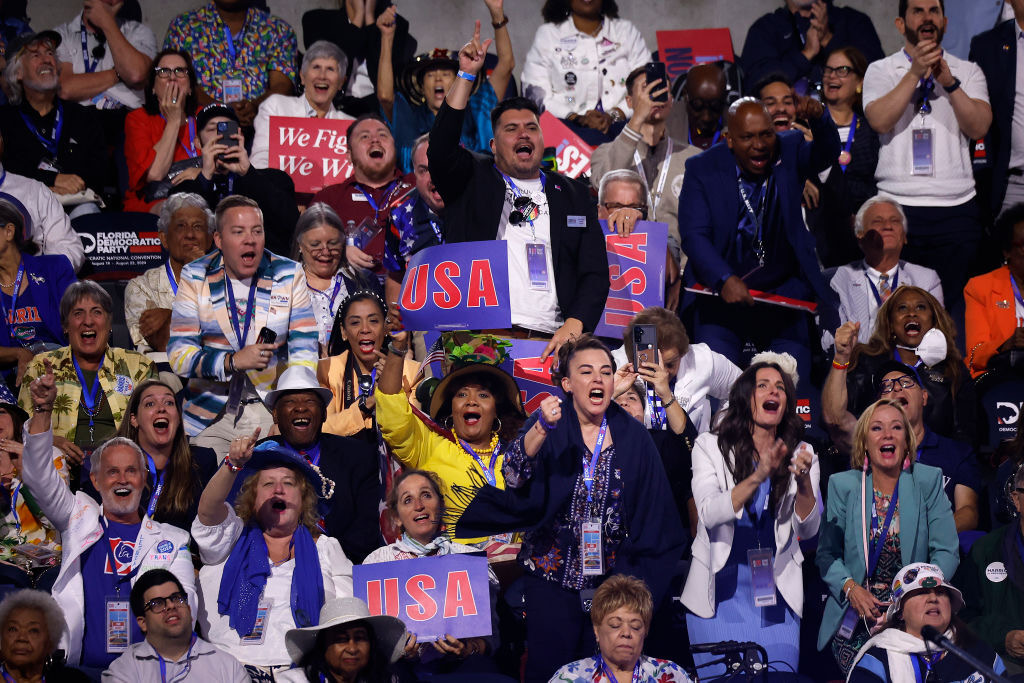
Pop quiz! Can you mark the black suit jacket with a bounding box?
[267,433,384,564]
[427,102,610,332]
[970,19,1017,218]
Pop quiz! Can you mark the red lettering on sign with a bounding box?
[366,578,400,617]
[401,264,429,311]
[603,297,646,327]
[609,265,646,295]
[606,234,649,263]
[405,574,438,621]
[432,262,462,309]
[513,357,555,385]
[523,391,556,414]
[443,570,478,618]
[466,260,498,308]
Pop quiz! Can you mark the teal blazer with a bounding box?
[815,464,959,650]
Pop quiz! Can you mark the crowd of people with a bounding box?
[0,0,1020,682]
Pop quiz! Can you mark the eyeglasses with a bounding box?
[686,96,727,113]
[878,375,918,394]
[823,65,855,78]
[143,591,188,614]
[602,202,649,220]
[154,66,189,80]
[305,240,343,254]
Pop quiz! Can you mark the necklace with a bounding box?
[0,275,15,288]
[460,431,500,455]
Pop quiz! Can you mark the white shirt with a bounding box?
[306,270,351,348]
[191,505,354,668]
[863,49,990,205]
[54,12,157,110]
[521,17,649,119]
[0,164,84,271]
[250,93,355,169]
[1010,28,1024,170]
[496,177,561,333]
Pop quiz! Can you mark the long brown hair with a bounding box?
[116,379,198,522]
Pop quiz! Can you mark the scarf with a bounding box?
[217,524,325,636]
[393,533,453,557]
[846,627,954,683]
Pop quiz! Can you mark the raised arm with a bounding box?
[863,44,933,135]
[375,6,397,121]
[822,322,860,455]
[484,0,514,101]
[21,360,76,531]
[197,428,259,526]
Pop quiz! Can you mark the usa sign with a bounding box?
[399,241,511,331]
[539,112,593,178]
[267,116,353,194]
[354,553,492,642]
[595,220,668,338]
[503,339,564,415]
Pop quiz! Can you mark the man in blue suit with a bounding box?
[678,96,839,387]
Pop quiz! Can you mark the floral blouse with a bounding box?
[550,655,693,682]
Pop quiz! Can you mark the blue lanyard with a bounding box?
[80,21,98,73]
[458,438,498,487]
[224,21,245,65]
[225,275,258,350]
[868,481,899,578]
[10,482,21,534]
[495,166,547,195]
[647,387,666,430]
[20,102,63,158]
[144,452,165,519]
[912,651,943,683]
[99,518,140,594]
[752,478,773,548]
[1,664,42,683]
[157,633,197,683]
[159,115,197,158]
[357,180,399,212]
[839,113,856,173]
[165,260,178,296]
[308,277,342,312]
[688,125,722,148]
[865,268,899,307]
[72,352,105,429]
[0,260,25,329]
[288,441,321,467]
[1011,273,1024,311]
[594,653,641,683]
[903,50,935,111]
[737,174,770,266]
[582,417,609,503]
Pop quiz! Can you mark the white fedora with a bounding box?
[285,597,408,665]
[265,365,334,410]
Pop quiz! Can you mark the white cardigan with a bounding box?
[681,432,820,619]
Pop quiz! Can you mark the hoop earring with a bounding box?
[444,415,454,430]
[492,417,502,435]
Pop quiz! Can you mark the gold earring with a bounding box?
[856,85,862,94]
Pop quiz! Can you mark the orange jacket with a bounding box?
[964,265,1021,377]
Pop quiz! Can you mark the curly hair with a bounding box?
[850,398,918,470]
[714,361,805,513]
[0,589,65,654]
[542,0,619,23]
[235,466,322,534]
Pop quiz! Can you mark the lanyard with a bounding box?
[737,176,769,267]
[646,386,666,430]
[308,276,342,312]
[159,115,197,158]
[865,268,899,307]
[225,275,258,350]
[688,125,721,148]
[912,651,943,683]
[10,482,21,534]
[582,417,609,503]
[20,102,63,158]
[903,50,935,116]
[357,180,399,212]
[1012,273,1024,311]
[496,167,547,195]
[632,137,673,221]
[80,21,98,73]
[72,352,105,440]
[867,481,899,579]
[594,653,641,683]
[144,452,165,519]
[1,664,42,683]
[1016,527,1024,568]
[157,633,197,683]
[458,438,498,487]
[286,441,322,467]
[0,260,25,329]
[100,518,140,595]
[165,260,178,296]
[224,21,246,66]
[753,479,773,549]
[839,113,857,173]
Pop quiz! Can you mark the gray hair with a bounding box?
[157,193,215,234]
[89,436,147,478]
[0,589,66,651]
[854,194,907,238]
[301,40,348,79]
[410,133,431,165]
[598,169,645,205]
[292,202,345,262]
[1,36,59,106]
[59,280,112,329]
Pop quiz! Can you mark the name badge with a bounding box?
[241,601,272,644]
[912,128,934,176]
[580,518,603,576]
[105,598,131,653]
[748,547,777,607]
[37,158,61,173]
[526,242,551,291]
[837,605,859,639]
[222,77,244,104]
[352,193,369,201]
[567,215,587,228]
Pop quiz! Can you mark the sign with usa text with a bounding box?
[354,553,492,642]
[595,220,668,338]
[267,116,354,193]
[501,339,564,415]
[399,241,511,331]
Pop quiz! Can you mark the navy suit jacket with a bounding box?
[678,113,840,328]
[970,19,1017,218]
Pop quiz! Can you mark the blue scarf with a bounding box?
[217,524,324,636]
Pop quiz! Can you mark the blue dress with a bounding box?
[686,478,801,676]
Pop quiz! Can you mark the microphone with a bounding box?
[690,640,757,655]
[920,625,947,646]
[919,625,1013,683]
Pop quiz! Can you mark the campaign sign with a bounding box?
[595,220,668,338]
[74,212,164,281]
[501,339,564,415]
[656,29,735,82]
[267,116,354,194]
[539,112,593,179]
[399,241,511,331]
[354,554,491,642]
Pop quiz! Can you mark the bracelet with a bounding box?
[843,580,856,601]
[223,458,242,473]
[831,359,850,370]
[227,352,236,373]
[456,70,476,82]
[608,108,625,124]
[536,409,557,431]
[32,405,52,414]
[388,343,409,356]
[491,16,508,29]
[944,77,961,93]
[662,396,677,410]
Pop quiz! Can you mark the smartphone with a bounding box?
[256,327,277,345]
[632,324,659,368]
[645,62,669,102]
[217,120,239,148]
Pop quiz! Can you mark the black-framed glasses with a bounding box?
[154,66,189,80]
[878,374,918,394]
[144,591,188,614]
[823,65,855,78]
[509,196,536,226]
[602,202,649,220]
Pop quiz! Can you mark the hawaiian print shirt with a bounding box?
[549,655,693,682]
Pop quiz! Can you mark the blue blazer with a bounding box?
[0,252,74,347]
[815,464,959,650]
[970,19,1016,218]
[678,113,840,329]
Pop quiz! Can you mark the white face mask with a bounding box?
[912,327,947,367]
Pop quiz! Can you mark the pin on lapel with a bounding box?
[997,299,1010,309]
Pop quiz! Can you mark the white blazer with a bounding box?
[681,432,820,619]
[250,93,355,169]
[20,427,196,667]
[611,342,740,433]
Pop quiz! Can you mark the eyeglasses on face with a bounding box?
[144,591,188,614]
[154,66,189,79]
[823,65,855,78]
[878,375,917,394]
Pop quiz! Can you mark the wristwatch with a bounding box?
[944,77,961,94]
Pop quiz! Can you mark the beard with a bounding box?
[103,488,142,517]
[23,72,59,95]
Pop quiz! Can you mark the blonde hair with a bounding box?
[589,575,653,630]
[850,398,917,470]
[235,466,321,533]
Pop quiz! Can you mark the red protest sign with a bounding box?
[656,29,735,83]
[539,112,593,179]
[267,116,354,193]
